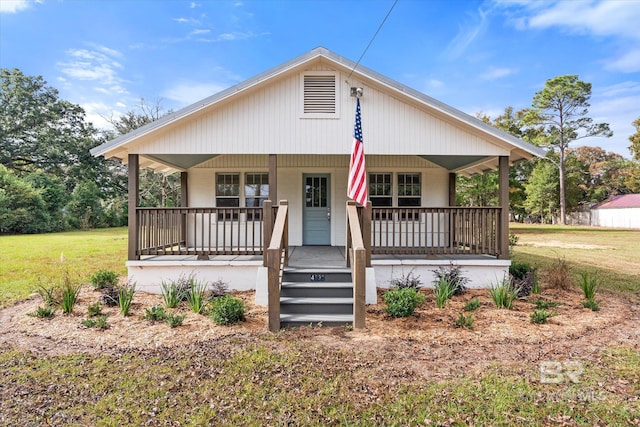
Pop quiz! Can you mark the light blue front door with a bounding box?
[303,174,331,245]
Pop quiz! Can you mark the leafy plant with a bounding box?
[383,287,426,317]
[454,313,474,329]
[582,299,601,311]
[186,278,208,314]
[389,270,422,289]
[532,299,560,310]
[206,279,230,300]
[143,305,167,322]
[60,282,82,314]
[210,294,246,325]
[89,269,119,290]
[489,277,519,309]
[35,284,59,307]
[464,297,480,312]
[118,282,136,316]
[433,264,468,296]
[578,271,598,301]
[28,306,56,319]
[508,232,519,248]
[546,257,573,290]
[166,313,186,328]
[161,280,186,308]
[100,285,120,307]
[530,309,555,324]
[509,261,538,297]
[87,302,103,317]
[82,315,110,329]
[433,277,456,309]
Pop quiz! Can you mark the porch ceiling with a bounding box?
[141,154,219,171]
[419,155,491,172]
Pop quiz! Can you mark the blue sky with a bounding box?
[1,0,639,157]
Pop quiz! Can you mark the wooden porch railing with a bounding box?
[346,201,366,329]
[136,207,272,257]
[370,207,502,257]
[267,201,289,332]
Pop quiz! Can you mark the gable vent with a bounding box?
[303,75,336,114]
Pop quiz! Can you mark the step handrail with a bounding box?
[267,200,288,332]
[346,200,366,329]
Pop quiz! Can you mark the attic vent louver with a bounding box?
[303,75,336,114]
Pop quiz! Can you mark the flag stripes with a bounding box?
[348,98,367,206]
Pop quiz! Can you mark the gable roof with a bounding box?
[593,194,640,209]
[91,46,544,172]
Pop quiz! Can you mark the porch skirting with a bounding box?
[126,256,510,306]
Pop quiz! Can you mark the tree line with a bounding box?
[1,68,640,233]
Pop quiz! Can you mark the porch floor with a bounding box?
[139,246,497,268]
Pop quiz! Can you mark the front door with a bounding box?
[303,174,331,245]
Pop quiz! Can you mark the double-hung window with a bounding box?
[216,173,240,220]
[369,172,422,219]
[245,173,269,220]
[216,172,269,221]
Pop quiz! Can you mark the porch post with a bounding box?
[180,172,188,249]
[448,173,457,206]
[269,154,277,205]
[498,156,510,259]
[363,201,372,267]
[263,200,273,267]
[128,154,140,261]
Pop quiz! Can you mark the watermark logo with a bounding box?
[540,361,584,384]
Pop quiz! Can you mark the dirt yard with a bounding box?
[1,285,638,382]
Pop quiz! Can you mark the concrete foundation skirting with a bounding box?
[127,258,511,306]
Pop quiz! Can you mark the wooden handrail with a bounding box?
[346,200,366,329]
[267,200,288,332]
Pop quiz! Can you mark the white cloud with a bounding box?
[0,0,30,13]
[428,79,444,89]
[445,7,489,59]
[604,49,640,73]
[480,66,517,80]
[58,45,127,91]
[161,81,229,106]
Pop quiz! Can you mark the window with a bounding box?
[245,173,269,220]
[397,173,421,207]
[369,173,391,219]
[216,173,239,220]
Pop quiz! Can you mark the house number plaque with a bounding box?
[310,274,325,282]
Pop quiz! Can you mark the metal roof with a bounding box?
[593,194,640,209]
[90,46,545,168]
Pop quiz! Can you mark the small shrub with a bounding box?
[546,257,572,290]
[489,277,519,309]
[383,287,426,317]
[29,306,56,319]
[578,271,598,301]
[89,269,119,290]
[210,295,246,325]
[432,264,468,296]
[454,313,474,329]
[143,305,167,322]
[530,309,555,324]
[35,284,59,307]
[166,313,186,328]
[464,297,480,312]
[87,302,103,317]
[161,280,186,308]
[509,232,519,248]
[186,278,208,314]
[509,261,538,297]
[389,270,422,289]
[61,283,82,314]
[118,282,136,316]
[206,279,229,300]
[433,277,456,309]
[100,285,120,307]
[582,300,600,311]
[82,315,110,329]
[533,299,560,310]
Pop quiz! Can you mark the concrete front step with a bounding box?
[282,268,352,283]
[280,313,353,328]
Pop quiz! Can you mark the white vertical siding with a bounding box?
[134,65,509,157]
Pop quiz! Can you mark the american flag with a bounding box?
[348,97,367,206]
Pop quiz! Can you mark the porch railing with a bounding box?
[267,201,289,332]
[370,207,502,257]
[135,207,269,257]
[346,201,366,329]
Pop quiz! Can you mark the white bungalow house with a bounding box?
[91,47,544,329]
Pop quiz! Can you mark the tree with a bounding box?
[629,117,640,161]
[523,75,612,224]
[0,165,49,233]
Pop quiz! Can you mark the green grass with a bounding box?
[0,342,637,425]
[510,224,640,298]
[0,228,127,308]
